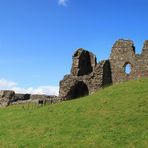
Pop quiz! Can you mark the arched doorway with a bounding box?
[67,81,89,99]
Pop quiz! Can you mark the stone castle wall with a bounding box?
[110,39,148,83]
[59,49,112,99]
[0,90,60,108]
[59,39,148,99]
[1,39,147,106]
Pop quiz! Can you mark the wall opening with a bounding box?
[67,81,89,99]
[102,60,112,86]
[124,63,132,74]
[78,51,92,76]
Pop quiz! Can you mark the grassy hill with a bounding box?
[0,78,148,148]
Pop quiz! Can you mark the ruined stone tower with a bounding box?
[59,39,148,100]
[110,39,148,83]
[59,49,112,99]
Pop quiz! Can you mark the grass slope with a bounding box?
[0,78,148,148]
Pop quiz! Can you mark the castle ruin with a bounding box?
[59,39,148,99]
[0,39,148,107]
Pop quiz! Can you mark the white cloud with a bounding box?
[0,79,17,88]
[58,0,69,7]
[0,79,59,96]
[12,86,59,96]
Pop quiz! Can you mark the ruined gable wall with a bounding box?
[109,39,148,83]
[71,48,97,76]
[59,49,112,99]
[136,40,148,77]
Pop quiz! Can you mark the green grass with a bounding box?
[0,78,148,148]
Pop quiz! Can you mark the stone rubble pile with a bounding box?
[0,90,61,107]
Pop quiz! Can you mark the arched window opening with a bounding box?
[78,52,92,76]
[124,63,132,75]
[67,82,89,99]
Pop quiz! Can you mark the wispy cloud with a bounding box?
[0,79,17,88]
[58,0,69,7]
[12,86,59,96]
[0,79,59,96]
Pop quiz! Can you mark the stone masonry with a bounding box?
[1,39,148,106]
[59,39,148,100]
[59,48,112,99]
[110,39,148,83]
[0,91,60,107]
[0,90,15,107]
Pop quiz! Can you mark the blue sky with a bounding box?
[0,0,147,95]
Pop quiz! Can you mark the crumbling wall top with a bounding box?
[110,39,136,61]
[142,40,148,55]
[112,39,135,52]
[71,48,97,76]
[113,39,134,47]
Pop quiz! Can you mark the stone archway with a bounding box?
[67,81,89,99]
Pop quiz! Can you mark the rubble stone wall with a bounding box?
[59,39,148,99]
[1,39,147,105]
[0,91,60,107]
[0,90,15,107]
[59,49,112,99]
[110,39,148,83]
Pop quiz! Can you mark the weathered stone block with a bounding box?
[15,93,31,101]
[0,90,15,107]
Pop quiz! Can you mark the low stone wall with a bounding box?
[14,93,31,101]
[0,90,61,108]
[30,94,62,104]
[0,90,15,107]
